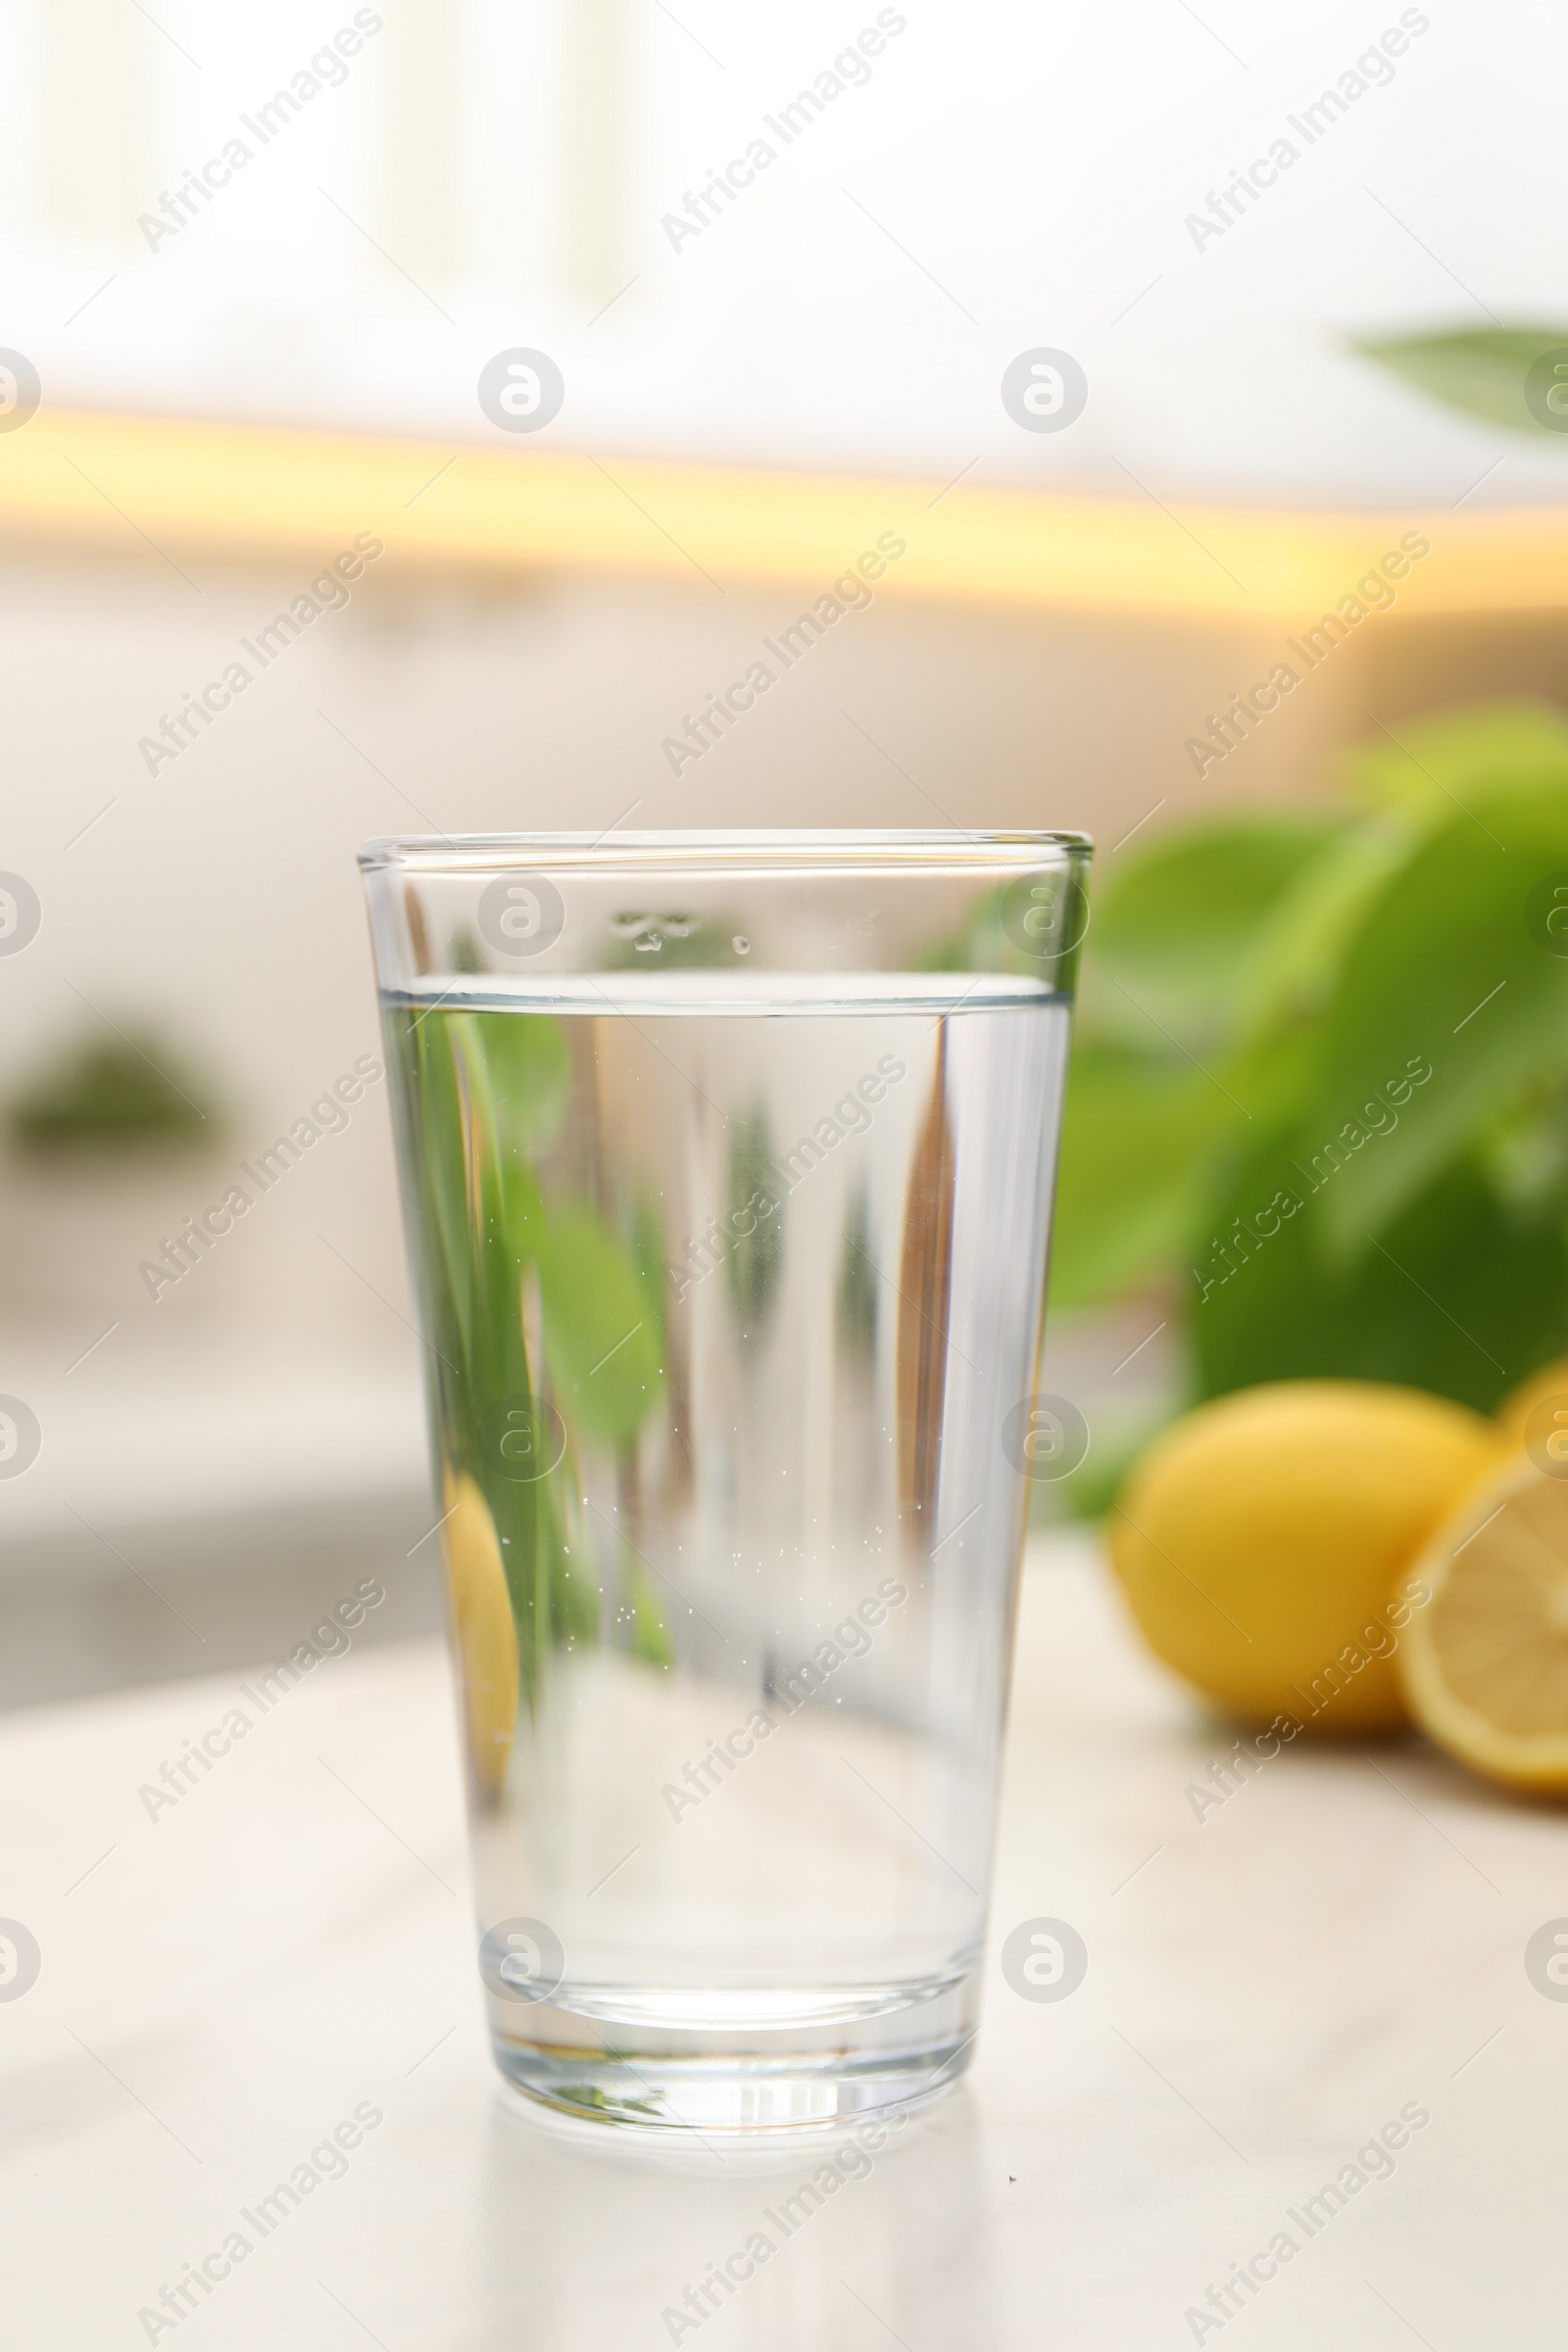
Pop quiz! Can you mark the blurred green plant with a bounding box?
[1051,700,1568,1422]
[6,1032,217,1156]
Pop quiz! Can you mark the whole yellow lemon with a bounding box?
[1107,1381,1502,1734]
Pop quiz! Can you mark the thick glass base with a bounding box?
[488,1971,978,2135]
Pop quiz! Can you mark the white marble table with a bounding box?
[3,1535,1561,2350]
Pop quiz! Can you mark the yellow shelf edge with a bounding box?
[3,408,1564,620]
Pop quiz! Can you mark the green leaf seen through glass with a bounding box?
[537,1205,665,1444]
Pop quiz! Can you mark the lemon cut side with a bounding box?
[1399,1458,1568,1793]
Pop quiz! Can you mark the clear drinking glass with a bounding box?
[360,831,1091,2133]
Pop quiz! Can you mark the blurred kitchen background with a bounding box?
[3,0,1565,1703]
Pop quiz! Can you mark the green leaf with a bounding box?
[1229,818,1414,1043]
[537,1206,665,1443]
[544,1510,601,1649]
[1220,1019,1324,1135]
[628,1198,669,1370]
[626,1559,673,1666]
[1345,699,1568,819]
[1309,796,1568,1252]
[464,1010,571,1153]
[1352,327,1568,437]
[1086,816,1339,1050]
[405,1009,477,1372]
[1479,1078,1568,1216]
[1050,1049,1246,1308]
[1190,1134,1568,1415]
[725,1111,785,1339]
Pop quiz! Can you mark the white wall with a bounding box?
[4,0,1566,501]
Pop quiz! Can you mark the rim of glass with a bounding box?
[359,828,1093,875]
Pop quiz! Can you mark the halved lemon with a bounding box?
[1496,1356,1568,1463]
[1398,1456,1568,1793]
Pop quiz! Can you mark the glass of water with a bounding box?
[361,831,1090,2133]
